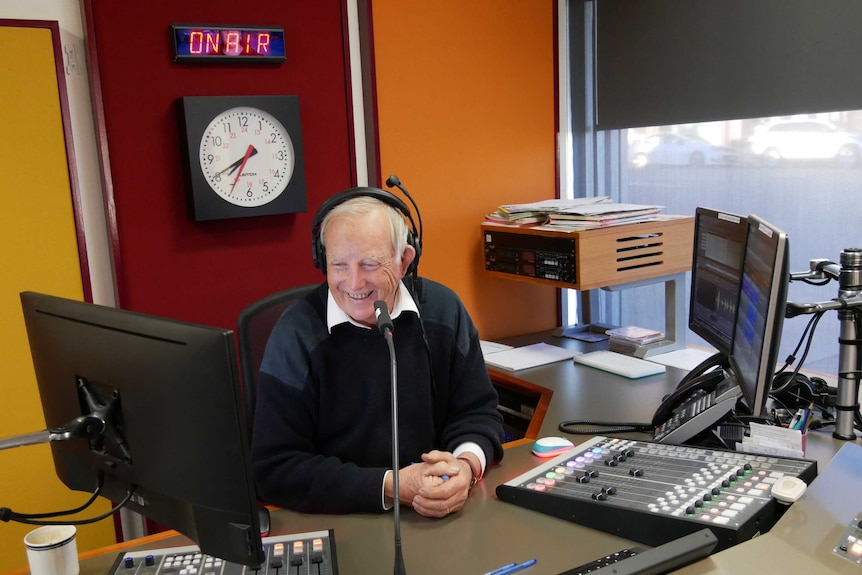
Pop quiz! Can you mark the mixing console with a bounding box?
[108,529,338,574]
[498,436,817,552]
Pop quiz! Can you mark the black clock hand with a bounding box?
[217,147,259,177]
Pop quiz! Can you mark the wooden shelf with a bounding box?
[482,216,694,291]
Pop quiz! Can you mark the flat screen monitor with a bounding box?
[729,215,789,417]
[689,207,748,356]
[20,292,264,566]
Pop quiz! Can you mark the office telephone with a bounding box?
[651,354,743,444]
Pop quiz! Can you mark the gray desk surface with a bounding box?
[71,330,862,575]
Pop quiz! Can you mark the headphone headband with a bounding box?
[311,187,422,274]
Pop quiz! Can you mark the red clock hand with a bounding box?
[229,145,257,196]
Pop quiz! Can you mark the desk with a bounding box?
[23,331,862,575]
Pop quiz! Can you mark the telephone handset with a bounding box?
[651,353,742,444]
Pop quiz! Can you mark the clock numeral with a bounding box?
[211,135,224,147]
[272,169,281,179]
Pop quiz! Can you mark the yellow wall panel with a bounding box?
[0,24,112,572]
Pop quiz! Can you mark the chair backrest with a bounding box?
[237,284,318,426]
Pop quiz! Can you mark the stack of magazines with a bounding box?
[607,326,665,355]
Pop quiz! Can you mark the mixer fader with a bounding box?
[497,436,817,551]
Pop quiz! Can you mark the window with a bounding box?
[560,1,861,376]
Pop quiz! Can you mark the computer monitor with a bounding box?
[689,207,748,356]
[19,292,264,566]
[729,215,789,417]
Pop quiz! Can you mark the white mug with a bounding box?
[24,524,79,575]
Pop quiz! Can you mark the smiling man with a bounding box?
[252,191,504,518]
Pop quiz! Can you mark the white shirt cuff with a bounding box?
[452,442,487,478]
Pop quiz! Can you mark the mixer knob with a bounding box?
[694,500,704,508]
[685,506,696,515]
[604,486,617,496]
[722,480,730,488]
[711,487,721,496]
[743,463,752,472]
[587,470,599,478]
[623,449,635,457]
[592,491,607,501]
[605,459,618,467]
[629,468,644,477]
[578,475,591,483]
[702,493,712,502]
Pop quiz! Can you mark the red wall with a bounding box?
[87,0,352,329]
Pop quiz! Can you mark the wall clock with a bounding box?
[178,95,307,221]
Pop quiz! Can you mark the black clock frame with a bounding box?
[178,95,307,222]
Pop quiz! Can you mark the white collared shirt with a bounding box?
[326,280,419,333]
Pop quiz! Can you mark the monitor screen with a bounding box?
[729,216,789,417]
[20,292,264,566]
[689,207,748,356]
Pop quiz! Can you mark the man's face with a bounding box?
[324,208,415,327]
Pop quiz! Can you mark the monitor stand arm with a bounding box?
[0,414,106,452]
[787,248,862,441]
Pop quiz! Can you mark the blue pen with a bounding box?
[481,562,517,575]
[494,559,538,575]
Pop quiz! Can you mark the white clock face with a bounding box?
[198,106,295,207]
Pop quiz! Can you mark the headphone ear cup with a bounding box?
[772,373,815,409]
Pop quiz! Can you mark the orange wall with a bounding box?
[371,1,559,340]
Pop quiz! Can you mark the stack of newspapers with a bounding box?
[485,197,665,229]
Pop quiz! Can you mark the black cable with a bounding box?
[1,487,135,526]
[0,472,104,522]
[559,420,654,435]
[773,311,823,385]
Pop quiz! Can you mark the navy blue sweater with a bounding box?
[251,279,505,513]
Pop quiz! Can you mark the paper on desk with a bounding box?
[483,342,578,371]
[736,422,805,459]
[480,340,514,357]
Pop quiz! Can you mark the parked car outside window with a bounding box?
[749,119,862,167]
[629,133,738,168]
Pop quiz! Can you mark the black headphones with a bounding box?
[771,371,832,409]
[311,185,422,275]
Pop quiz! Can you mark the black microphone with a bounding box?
[374,300,406,575]
[374,300,395,335]
[385,174,423,250]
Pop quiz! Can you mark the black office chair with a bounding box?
[236,283,318,535]
[237,283,319,424]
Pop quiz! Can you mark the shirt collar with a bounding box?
[327,281,419,333]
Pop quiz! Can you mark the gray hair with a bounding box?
[319,196,409,265]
